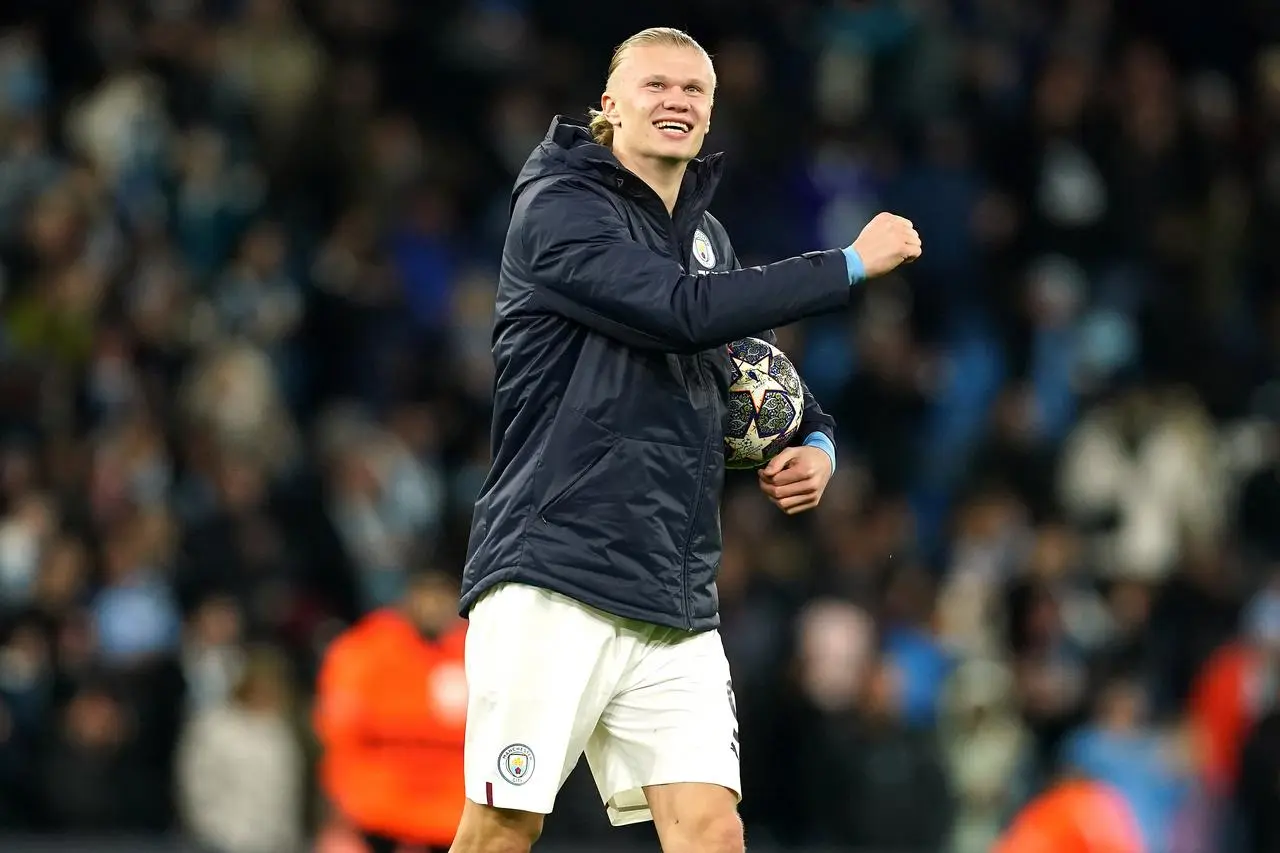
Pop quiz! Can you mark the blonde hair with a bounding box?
[588,27,713,147]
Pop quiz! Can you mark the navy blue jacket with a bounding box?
[461,117,852,631]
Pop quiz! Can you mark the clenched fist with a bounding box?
[757,445,833,515]
[852,212,922,278]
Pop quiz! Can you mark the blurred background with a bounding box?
[0,0,1279,851]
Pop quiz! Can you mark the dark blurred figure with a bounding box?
[1237,415,1280,564]
[0,611,54,828]
[1149,546,1242,717]
[968,383,1061,521]
[1239,692,1280,853]
[37,679,169,832]
[1005,523,1095,779]
[834,299,932,494]
[800,656,953,851]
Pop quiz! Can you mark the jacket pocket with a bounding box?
[531,412,703,609]
[535,410,619,519]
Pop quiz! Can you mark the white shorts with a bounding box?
[463,582,741,826]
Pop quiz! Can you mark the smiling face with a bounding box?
[600,42,715,167]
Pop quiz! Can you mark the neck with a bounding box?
[612,146,687,214]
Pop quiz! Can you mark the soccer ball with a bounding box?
[723,337,805,469]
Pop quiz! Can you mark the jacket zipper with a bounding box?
[669,211,710,631]
[642,177,712,631]
[677,429,713,631]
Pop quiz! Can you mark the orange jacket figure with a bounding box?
[315,608,468,848]
[1187,641,1260,794]
[994,779,1145,853]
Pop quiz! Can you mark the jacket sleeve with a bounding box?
[716,235,837,448]
[517,177,852,353]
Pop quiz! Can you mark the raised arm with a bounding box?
[517,177,855,353]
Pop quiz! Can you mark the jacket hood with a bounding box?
[513,115,724,206]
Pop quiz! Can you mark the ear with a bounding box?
[600,92,621,127]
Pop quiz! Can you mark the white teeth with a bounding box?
[656,122,690,133]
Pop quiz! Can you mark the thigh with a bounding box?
[463,582,621,814]
[585,628,741,826]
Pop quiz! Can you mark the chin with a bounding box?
[649,140,703,164]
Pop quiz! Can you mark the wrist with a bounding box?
[842,246,866,285]
[802,431,836,474]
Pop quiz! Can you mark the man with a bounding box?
[315,569,468,853]
[456,27,921,853]
[994,778,1145,853]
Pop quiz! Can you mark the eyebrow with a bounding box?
[642,74,711,89]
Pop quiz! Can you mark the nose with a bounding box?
[661,93,691,111]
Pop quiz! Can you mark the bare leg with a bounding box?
[644,782,745,853]
[448,801,544,853]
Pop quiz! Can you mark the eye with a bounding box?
[647,81,665,90]
[685,85,703,94]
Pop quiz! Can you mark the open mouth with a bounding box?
[653,119,693,139]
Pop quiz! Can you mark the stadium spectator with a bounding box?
[314,568,466,853]
[176,645,306,853]
[994,778,1145,853]
[940,657,1030,853]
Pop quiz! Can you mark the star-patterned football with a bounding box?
[723,337,804,469]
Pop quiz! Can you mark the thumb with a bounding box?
[762,447,799,477]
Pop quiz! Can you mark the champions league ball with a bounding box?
[723,337,805,469]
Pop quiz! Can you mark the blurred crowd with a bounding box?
[1,0,1280,852]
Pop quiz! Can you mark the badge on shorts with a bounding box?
[498,743,535,785]
[692,230,716,269]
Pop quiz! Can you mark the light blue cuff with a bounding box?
[802,431,836,474]
[842,246,866,284]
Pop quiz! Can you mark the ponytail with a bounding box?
[587,109,614,146]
